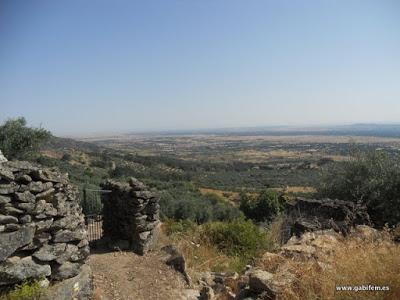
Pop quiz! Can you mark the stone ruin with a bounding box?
[0,160,91,299]
[282,197,370,242]
[100,178,160,255]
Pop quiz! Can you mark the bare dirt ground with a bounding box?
[89,250,197,300]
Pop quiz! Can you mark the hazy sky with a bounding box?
[1,0,399,135]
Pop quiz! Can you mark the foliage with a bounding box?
[201,218,267,259]
[239,189,285,222]
[158,182,243,223]
[1,279,46,300]
[317,150,400,226]
[0,117,51,160]
[61,153,72,161]
[163,219,197,235]
[162,218,271,273]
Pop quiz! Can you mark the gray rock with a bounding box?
[138,231,151,241]
[0,183,18,194]
[178,289,201,300]
[16,174,32,184]
[29,181,44,193]
[0,195,11,204]
[36,218,54,232]
[199,286,215,300]
[128,177,146,190]
[30,169,67,184]
[144,203,160,214]
[52,261,81,280]
[1,205,24,215]
[51,215,83,231]
[21,232,52,251]
[248,270,274,293]
[4,224,20,232]
[41,264,92,300]
[33,243,67,262]
[33,200,46,214]
[0,225,35,261]
[17,184,29,192]
[56,244,79,263]
[53,228,86,243]
[0,214,18,224]
[19,214,32,224]
[133,190,154,199]
[0,151,7,163]
[17,202,35,213]
[36,188,55,200]
[15,191,36,202]
[77,239,89,248]
[0,167,14,181]
[52,193,67,216]
[161,245,192,286]
[38,277,50,288]
[0,256,51,285]
[34,200,57,216]
[5,161,37,172]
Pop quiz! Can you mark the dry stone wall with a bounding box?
[282,197,370,242]
[101,178,160,255]
[0,160,91,298]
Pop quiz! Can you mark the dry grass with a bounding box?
[279,233,400,300]
[156,222,237,276]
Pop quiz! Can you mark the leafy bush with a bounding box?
[0,117,51,160]
[317,150,400,226]
[1,279,46,300]
[163,218,270,273]
[201,218,266,259]
[158,182,243,223]
[163,219,197,235]
[239,190,284,222]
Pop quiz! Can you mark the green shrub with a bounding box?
[163,219,197,235]
[1,279,45,300]
[158,183,243,223]
[0,117,51,160]
[201,218,266,259]
[239,190,284,222]
[317,150,400,227]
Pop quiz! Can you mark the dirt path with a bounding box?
[89,250,198,300]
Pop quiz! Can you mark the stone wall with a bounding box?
[0,160,91,299]
[100,178,160,255]
[282,197,370,242]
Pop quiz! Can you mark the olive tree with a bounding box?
[0,117,51,160]
[317,149,400,227]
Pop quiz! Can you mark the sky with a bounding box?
[0,0,399,135]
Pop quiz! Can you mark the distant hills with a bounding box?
[123,123,400,138]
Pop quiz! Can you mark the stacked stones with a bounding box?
[0,160,90,288]
[282,197,370,242]
[101,178,160,255]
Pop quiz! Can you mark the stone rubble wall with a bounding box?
[282,197,370,242]
[100,178,160,255]
[0,160,91,297]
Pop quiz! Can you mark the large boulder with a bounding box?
[41,264,92,300]
[0,256,51,285]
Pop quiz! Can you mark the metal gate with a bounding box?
[81,188,111,246]
[85,214,103,243]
